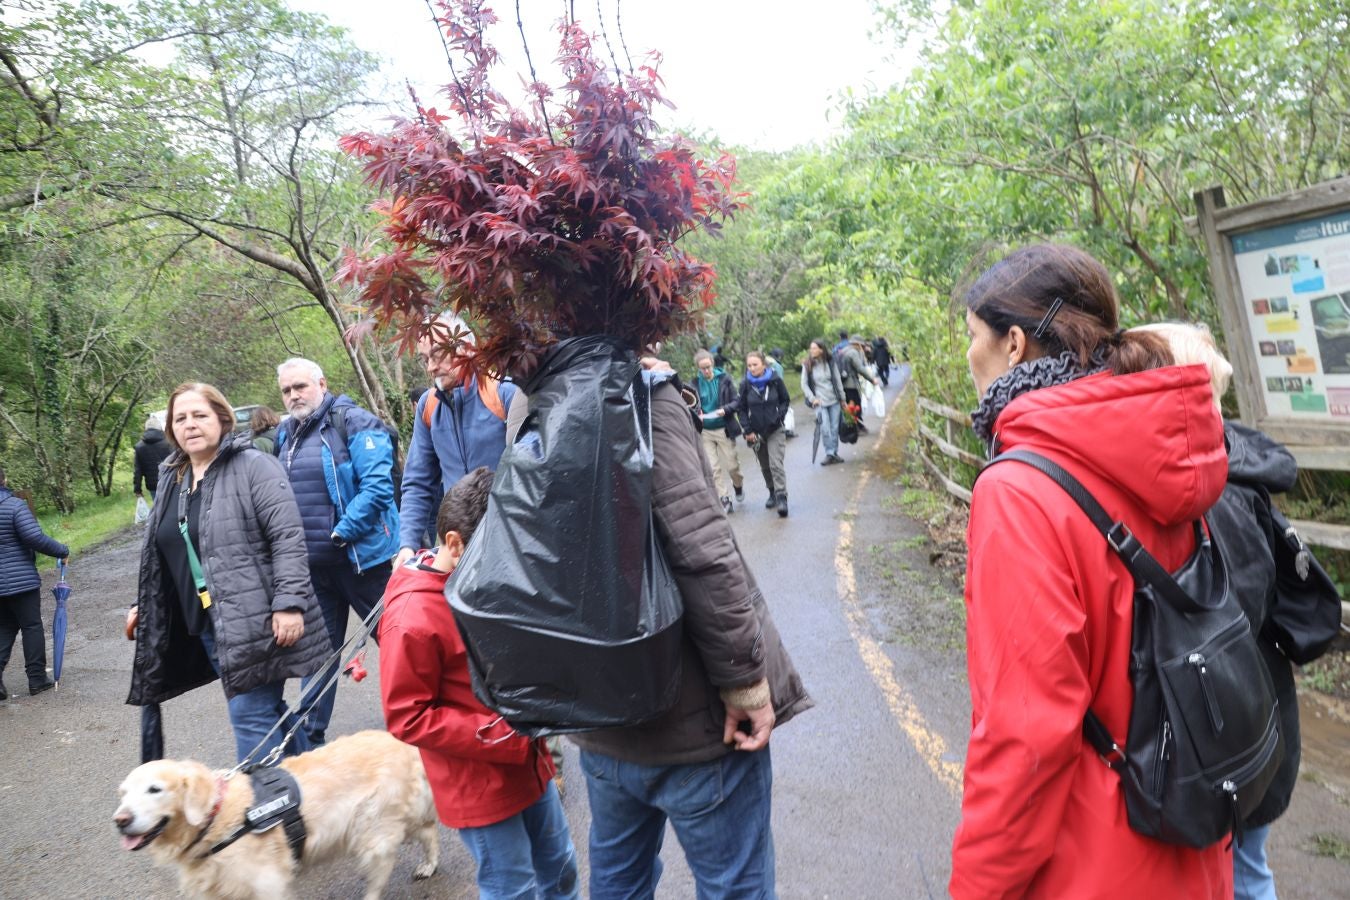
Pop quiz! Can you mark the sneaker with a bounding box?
[733,485,744,502]
[820,455,840,466]
[776,493,789,518]
[764,496,777,509]
[720,496,733,515]
[28,677,55,696]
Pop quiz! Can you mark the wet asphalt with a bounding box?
[2,367,1346,898]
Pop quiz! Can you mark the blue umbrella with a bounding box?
[51,560,70,688]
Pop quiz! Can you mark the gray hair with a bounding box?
[1131,322,1232,412]
[427,311,476,346]
[694,349,714,365]
[144,414,162,430]
[277,357,324,382]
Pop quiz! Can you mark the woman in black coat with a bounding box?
[1137,323,1343,900]
[128,382,326,763]
[737,351,792,517]
[0,467,67,699]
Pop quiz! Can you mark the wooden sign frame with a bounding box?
[1194,180,1350,473]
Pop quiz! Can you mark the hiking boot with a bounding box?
[720,496,733,515]
[29,677,55,696]
[776,493,789,517]
[764,496,777,509]
[734,485,744,502]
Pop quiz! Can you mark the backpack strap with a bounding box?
[421,378,506,428]
[421,392,439,429]
[985,449,1207,614]
[477,375,506,421]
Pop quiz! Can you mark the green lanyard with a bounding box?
[177,471,212,609]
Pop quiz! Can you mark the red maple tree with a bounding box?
[338,1,744,379]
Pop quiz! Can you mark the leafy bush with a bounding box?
[338,2,742,378]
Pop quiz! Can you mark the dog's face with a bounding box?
[114,760,216,853]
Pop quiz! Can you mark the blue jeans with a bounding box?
[581,747,776,900]
[299,560,389,745]
[815,403,841,457]
[1234,823,1277,900]
[200,627,310,764]
[458,782,580,899]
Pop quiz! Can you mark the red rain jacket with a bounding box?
[378,558,554,828]
[951,365,1234,899]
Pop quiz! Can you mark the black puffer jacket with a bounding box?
[1208,422,1339,827]
[133,429,172,495]
[128,432,327,703]
[735,374,790,438]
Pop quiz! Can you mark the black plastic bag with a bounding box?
[446,336,683,736]
[838,413,859,445]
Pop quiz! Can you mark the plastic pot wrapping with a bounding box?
[447,335,683,736]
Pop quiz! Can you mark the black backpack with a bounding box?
[327,406,404,506]
[984,450,1283,848]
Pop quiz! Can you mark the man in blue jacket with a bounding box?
[275,357,400,746]
[392,315,521,568]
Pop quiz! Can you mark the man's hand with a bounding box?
[723,702,775,752]
[394,547,416,568]
[272,610,304,647]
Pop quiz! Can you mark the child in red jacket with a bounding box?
[379,466,578,898]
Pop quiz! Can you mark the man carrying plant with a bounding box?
[338,10,813,896]
[693,349,743,514]
[274,357,400,746]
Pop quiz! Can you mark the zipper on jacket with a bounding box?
[1152,718,1172,799]
[1187,652,1224,734]
[320,429,364,573]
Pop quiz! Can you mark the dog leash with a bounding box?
[226,599,386,777]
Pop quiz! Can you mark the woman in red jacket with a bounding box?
[950,244,1233,898]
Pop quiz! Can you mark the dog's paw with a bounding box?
[412,861,438,881]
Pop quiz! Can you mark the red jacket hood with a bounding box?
[992,364,1227,528]
[384,556,450,599]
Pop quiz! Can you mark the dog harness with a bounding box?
[208,767,307,862]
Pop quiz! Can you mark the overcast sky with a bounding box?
[292,0,912,151]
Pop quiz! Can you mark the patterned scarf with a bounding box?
[970,349,1108,450]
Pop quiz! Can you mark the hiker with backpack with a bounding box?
[1135,322,1344,900]
[950,244,1235,898]
[393,314,523,568]
[274,357,401,747]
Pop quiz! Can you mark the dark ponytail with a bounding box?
[964,244,1172,375]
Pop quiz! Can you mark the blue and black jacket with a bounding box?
[276,394,400,573]
[398,375,517,551]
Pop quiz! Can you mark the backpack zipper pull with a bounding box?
[1189,653,1225,734]
[1284,526,1311,580]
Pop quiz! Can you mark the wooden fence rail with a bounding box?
[913,391,1347,628]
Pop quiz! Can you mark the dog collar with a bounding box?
[184,776,228,857]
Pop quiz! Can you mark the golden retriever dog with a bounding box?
[114,730,439,899]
